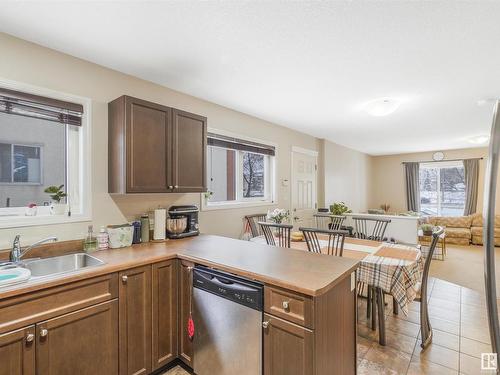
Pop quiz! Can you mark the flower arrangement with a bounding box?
[267,208,290,224]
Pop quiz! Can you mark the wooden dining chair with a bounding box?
[258,222,293,248]
[313,214,346,231]
[244,213,267,238]
[367,226,444,348]
[299,227,348,256]
[352,216,391,241]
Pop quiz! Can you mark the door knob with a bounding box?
[122,275,128,283]
[26,333,34,343]
[39,329,48,338]
[262,321,270,329]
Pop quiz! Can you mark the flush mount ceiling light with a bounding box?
[468,135,490,144]
[363,98,402,117]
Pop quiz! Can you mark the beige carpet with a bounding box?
[429,243,500,294]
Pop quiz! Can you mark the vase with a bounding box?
[50,203,67,215]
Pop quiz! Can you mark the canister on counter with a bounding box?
[140,214,150,242]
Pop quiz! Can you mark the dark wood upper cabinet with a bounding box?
[36,301,118,375]
[172,109,207,192]
[152,260,178,371]
[0,325,35,375]
[108,95,206,194]
[119,266,152,375]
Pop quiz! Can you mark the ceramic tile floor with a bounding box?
[164,278,497,375]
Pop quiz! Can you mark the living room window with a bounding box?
[204,132,275,210]
[419,161,465,216]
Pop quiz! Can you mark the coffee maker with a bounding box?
[167,205,199,239]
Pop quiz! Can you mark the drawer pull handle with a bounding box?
[40,329,48,338]
[122,275,128,283]
[282,300,290,310]
[262,321,270,329]
[26,333,34,343]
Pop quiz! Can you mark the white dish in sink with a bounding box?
[0,267,31,288]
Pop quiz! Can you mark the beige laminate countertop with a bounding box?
[0,234,359,299]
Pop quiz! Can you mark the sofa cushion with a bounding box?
[471,226,500,237]
[470,213,500,228]
[444,227,471,239]
[427,217,438,226]
[436,216,472,229]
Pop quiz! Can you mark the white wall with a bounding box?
[0,32,321,248]
[322,139,372,213]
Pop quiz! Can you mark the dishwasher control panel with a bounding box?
[193,265,263,311]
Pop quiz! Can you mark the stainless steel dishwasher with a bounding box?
[193,265,263,375]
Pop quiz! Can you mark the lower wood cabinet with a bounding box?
[152,260,178,370]
[178,260,194,367]
[263,313,313,375]
[0,325,35,375]
[119,265,152,375]
[37,300,118,375]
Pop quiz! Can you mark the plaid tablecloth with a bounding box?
[356,242,423,316]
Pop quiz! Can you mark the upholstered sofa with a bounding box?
[469,213,500,246]
[427,216,472,245]
[427,213,500,246]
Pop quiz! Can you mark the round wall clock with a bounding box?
[432,151,445,161]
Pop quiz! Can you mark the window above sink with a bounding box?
[0,79,92,228]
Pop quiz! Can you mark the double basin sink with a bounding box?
[22,253,105,280]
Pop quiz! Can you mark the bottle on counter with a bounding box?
[140,214,150,242]
[83,225,97,252]
[97,226,109,250]
[132,221,142,244]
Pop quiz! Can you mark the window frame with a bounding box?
[202,129,277,211]
[419,160,466,217]
[0,142,43,185]
[0,78,92,228]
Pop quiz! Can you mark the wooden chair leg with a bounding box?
[376,288,386,346]
[393,297,399,315]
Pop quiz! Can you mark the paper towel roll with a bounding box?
[153,208,166,240]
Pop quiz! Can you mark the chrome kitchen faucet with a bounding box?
[10,235,58,263]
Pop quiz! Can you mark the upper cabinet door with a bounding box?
[126,98,172,193]
[171,109,207,193]
[0,325,35,375]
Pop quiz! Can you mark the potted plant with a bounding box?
[44,185,67,215]
[420,223,434,236]
[329,202,352,216]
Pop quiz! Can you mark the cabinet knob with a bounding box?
[122,275,128,283]
[174,185,179,189]
[26,333,34,343]
[282,300,290,311]
[262,320,270,329]
[168,186,173,189]
[40,329,48,338]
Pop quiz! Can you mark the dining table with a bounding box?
[250,234,423,345]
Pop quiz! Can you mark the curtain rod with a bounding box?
[401,157,484,164]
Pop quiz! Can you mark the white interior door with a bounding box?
[291,147,317,228]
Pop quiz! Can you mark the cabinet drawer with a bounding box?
[264,286,313,329]
[0,274,118,334]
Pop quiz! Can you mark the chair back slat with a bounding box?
[245,213,268,237]
[352,216,391,241]
[313,214,346,231]
[258,222,293,248]
[299,227,348,256]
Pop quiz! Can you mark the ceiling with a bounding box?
[1,1,500,155]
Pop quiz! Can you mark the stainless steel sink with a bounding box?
[23,253,105,279]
